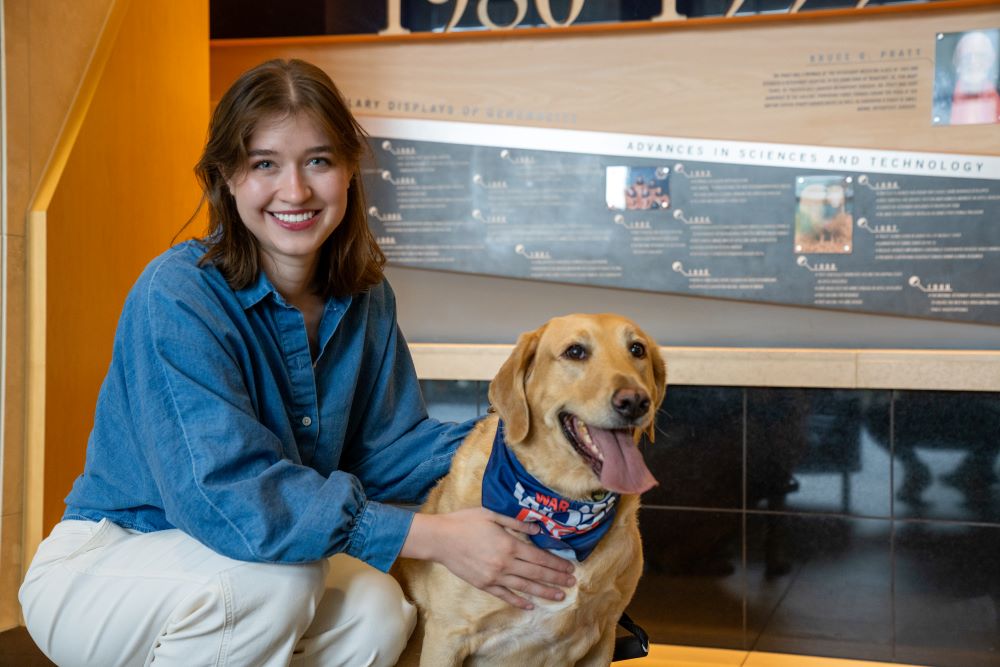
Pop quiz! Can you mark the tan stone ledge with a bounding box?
[410,344,1000,392]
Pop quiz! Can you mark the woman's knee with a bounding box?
[350,573,417,657]
[337,556,415,635]
[295,555,416,666]
[151,560,330,666]
[225,558,329,619]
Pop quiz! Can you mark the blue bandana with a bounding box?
[481,420,619,561]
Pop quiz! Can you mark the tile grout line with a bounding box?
[741,387,749,665]
[637,503,1000,531]
[740,387,756,665]
[889,389,897,663]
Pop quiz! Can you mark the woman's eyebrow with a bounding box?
[247,146,334,157]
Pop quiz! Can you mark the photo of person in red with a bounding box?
[932,28,1000,126]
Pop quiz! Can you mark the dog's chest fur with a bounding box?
[471,594,598,664]
[413,537,636,666]
[469,558,626,664]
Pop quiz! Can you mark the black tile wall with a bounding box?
[421,380,1000,665]
[419,379,485,423]
[745,514,893,662]
[644,386,744,509]
[885,391,1000,524]
[632,507,746,650]
[894,521,1000,667]
[747,389,892,518]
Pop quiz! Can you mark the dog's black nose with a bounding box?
[613,388,651,421]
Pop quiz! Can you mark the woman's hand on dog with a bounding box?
[401,508,576,610]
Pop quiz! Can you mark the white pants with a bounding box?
[19,519,417,667]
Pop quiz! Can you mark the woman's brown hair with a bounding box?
[195,59,384,297]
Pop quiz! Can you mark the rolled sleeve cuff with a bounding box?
[346,500,415,572]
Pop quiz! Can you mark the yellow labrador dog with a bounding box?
[396,313,667,666]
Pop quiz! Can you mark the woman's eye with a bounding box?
[630,342,647,358]
[564,344,588,361]
[308,157,331,167]
[251,160,273,170]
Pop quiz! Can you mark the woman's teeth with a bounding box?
[272,211,315,223]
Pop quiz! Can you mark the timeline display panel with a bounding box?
[362,117,1000,325]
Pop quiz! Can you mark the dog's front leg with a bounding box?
[417,619,469,667]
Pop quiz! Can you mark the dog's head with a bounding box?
[488,313,667,499]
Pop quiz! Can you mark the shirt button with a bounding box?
[301,416,312,427]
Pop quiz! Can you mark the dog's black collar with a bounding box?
[481,420,619,561]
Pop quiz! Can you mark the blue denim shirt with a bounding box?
[64,240,474,571]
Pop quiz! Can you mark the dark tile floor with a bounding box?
[0,626,53,666]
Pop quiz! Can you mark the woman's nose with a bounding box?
[280,168,311,202]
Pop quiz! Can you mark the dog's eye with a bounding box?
[563,344,588,361]
[629,342,647,358]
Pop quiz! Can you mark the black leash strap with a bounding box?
[612,611,649,662]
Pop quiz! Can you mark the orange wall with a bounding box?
[20,0,210,589]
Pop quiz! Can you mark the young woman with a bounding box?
[19,59,575,667]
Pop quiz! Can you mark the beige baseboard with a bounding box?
[410,344,1000,392]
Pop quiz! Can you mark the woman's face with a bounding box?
[227,112,351,279]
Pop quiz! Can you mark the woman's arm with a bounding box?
[336,281,475,505]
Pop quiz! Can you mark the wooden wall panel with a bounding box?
[211,5,1000,155]
[26,0,118,209]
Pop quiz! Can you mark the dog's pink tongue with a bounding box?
[590,427,658,494]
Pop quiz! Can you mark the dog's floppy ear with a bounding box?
[489,325,544,444]
[644,338,667,443]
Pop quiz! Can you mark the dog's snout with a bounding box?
[612,388,651,421]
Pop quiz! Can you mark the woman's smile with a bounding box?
[270,209,321,231]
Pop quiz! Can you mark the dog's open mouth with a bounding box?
[560,412,658,495]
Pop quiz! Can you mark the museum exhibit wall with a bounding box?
[209,3,1000,350]
[206,4,1000,663]
[0,2,995,663]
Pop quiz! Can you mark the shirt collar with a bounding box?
[481,420,619,561]
[234,269,277,310]
[222,251,353,316]
[185,237,275,311]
